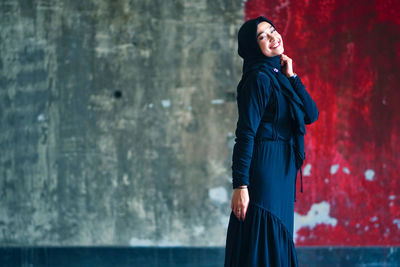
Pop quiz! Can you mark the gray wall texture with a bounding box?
[0,0,244,246]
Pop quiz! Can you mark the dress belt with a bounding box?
[254,137,303,202]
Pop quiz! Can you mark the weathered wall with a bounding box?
[0,0,243,246]
[246,0,400,245]
[2,0,400,249]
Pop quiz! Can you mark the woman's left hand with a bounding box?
[280,54,295,78]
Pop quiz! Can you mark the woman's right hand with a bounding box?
[231,187,250,221]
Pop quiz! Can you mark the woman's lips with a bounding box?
[270,41,280,49]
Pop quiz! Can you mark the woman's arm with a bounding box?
[280,53,319,124]
[288,75,319,124]
[231,72,271,221]
[231,72,271,188]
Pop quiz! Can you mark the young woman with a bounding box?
[224,16,319,266]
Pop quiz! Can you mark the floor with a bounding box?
[1,246,399,267]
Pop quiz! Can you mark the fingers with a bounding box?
[233,207,241,219]
[280,54,292,60]
[280,54,295,77]
[232,203,249,221]
[234,207,244,220]
[280,54,292,65]
[231,188,250,221]
[240,205,248,221]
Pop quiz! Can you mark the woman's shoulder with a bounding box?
[237,70,272,99]
[242,70,272,90]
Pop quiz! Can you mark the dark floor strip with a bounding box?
[0,246,399,267]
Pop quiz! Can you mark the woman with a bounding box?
[224,16,319,266]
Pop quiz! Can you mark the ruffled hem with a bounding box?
[224,203,298,267]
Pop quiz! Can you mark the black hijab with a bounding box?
[237,16,307,186]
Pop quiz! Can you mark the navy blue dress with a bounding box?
[224,61,318,266]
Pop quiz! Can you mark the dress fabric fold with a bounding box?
[225,203,299,267]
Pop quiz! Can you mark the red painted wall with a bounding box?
[244,0,400,245]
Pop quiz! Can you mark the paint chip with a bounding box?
[161,99,171,108]
[388,195,396,200]
[37,113,46,122]
[303,164,311,176]
[364,169,375,181]
[148,103,153,108]
[209,187,228,204]
[330,164,339,174]
[211,99,224,104]
[294,201,337,242]
[393,219,400,229]
[369,216,378,222]
[342,167,350,174]
[324,178,329,184]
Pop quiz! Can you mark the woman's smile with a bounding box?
[270,41,280,49]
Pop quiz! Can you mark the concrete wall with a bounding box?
[0,0,243,246]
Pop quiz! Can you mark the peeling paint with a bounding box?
[393,219,400,229]
[161,99,171,108]
[211,99,224,104]
[294,201,338,242]
[365,169,375,181]
[330,164,339,174]
[342,167,350,174]
[303,164,311,176]
[209,187,228,204]
[370,216,378,222]
[37,113,46,122]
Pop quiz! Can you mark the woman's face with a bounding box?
[257,21,284,57]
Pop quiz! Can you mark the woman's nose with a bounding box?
[266,32,276,39]
[269,35,278,42]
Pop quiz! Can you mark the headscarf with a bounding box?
[237,16,307,198]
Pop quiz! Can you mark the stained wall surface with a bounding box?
[0,0,243,246]
[1,0,400,248]
[245,0,400,245]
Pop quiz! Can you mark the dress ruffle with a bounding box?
[224,203,298,267]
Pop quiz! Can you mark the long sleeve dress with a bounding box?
[224,65,319,267]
